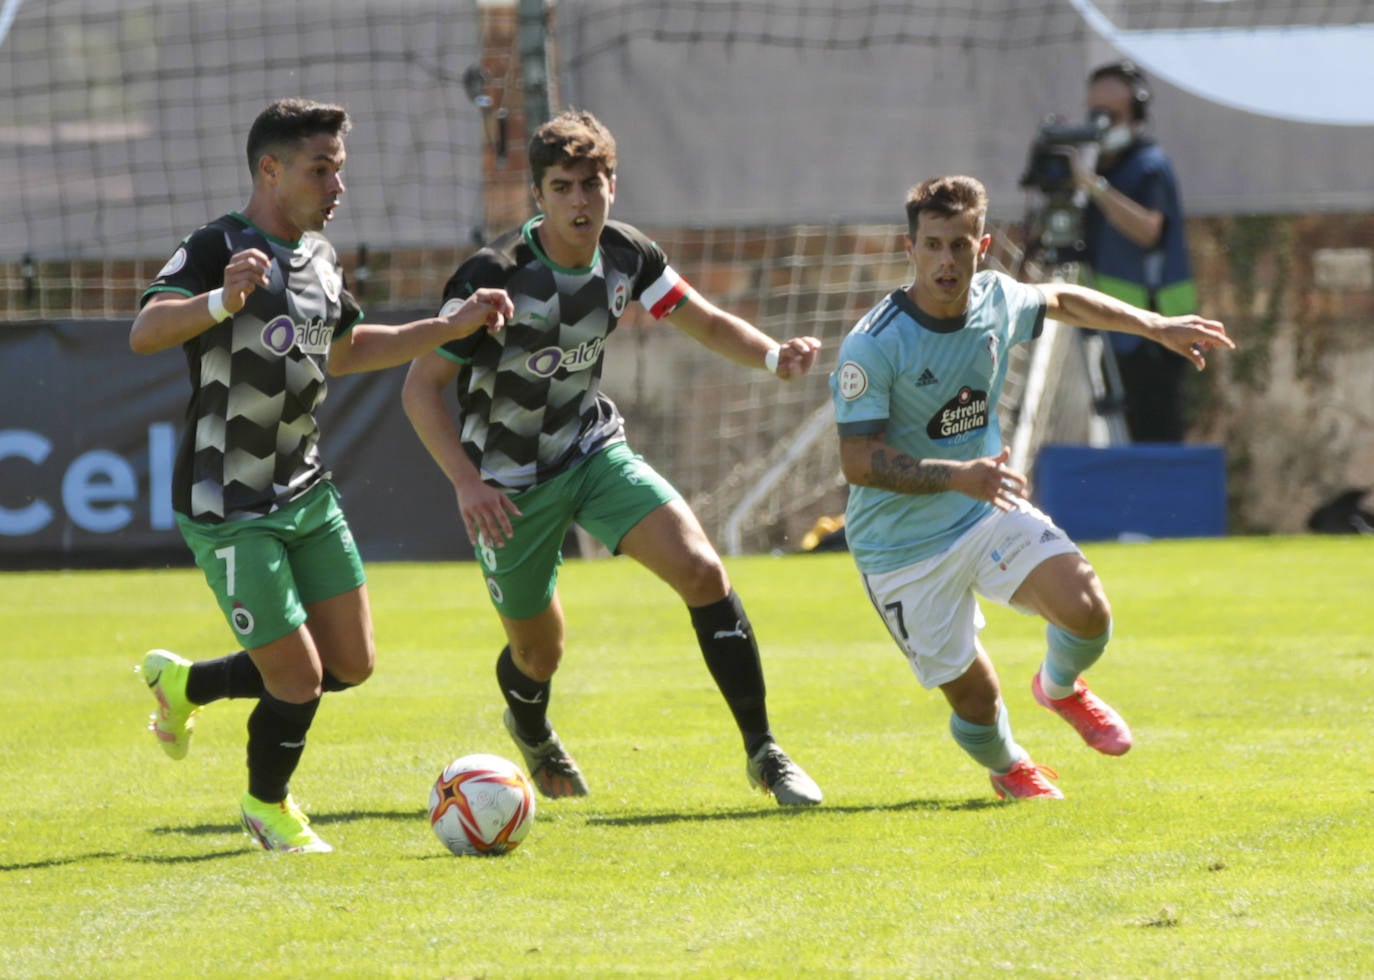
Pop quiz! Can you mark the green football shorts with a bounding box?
[474,442,680,619]
[175,481,366,648]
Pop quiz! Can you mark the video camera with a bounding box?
[1018,110,1110,266]
[1020,111,1109,195]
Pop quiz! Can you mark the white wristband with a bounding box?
[763,346,781,374]
[206,287,231,323]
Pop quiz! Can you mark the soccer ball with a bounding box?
[429,753,536,856]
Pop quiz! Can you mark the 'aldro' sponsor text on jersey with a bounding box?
[437,217,689,492]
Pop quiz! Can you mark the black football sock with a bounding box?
[496,645,552,743]
[245,693,321,804]
[185,654,353,706]
[689,590,773,756]
[185,650,263,705]
[321,670,354,693]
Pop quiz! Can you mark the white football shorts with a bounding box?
[860,500,1081,689]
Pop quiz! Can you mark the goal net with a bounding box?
[11,0,1306,554]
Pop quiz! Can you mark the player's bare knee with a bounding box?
[1083,592,1113,637]
[673,550,729,606]
[513,644,561,682]
[948,691,1001,727]
[1064,596,1112,640]
[333,659,374,687]
[265,675,324,704]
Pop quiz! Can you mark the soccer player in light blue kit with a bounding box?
[831,175,1233,798]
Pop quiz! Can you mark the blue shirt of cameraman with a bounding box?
[1084,139,1197,354]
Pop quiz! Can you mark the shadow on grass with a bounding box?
[585,796,1003,827]
[115,797,1004,858]
[149,809,427,835]
[2,848,247,871]
[2,852,127,872]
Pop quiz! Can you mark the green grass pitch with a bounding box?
[1,536,1370,977]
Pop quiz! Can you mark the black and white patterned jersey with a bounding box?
[438,217,690,492]
[140,211,362,523]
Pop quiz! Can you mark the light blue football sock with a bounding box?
[1041,621,1113,698]
[949,701,1024,775]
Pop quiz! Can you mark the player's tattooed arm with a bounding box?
[839,433,952,496]
[867,446,953,495]
[839,434,1025,507]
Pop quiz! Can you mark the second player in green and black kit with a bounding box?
[436,216,686,499]
[404,108,825,806]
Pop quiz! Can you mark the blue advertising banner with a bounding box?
[0,320,474,568]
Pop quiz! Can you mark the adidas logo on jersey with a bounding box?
[917,368,939,387]
[1039,529,1059,543]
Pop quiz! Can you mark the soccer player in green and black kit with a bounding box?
[403,109,823,806]
[131,99,512,852]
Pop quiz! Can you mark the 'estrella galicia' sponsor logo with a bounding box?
[917,368,938,387]
[526,337,605,378]
[927,386,989,440]
[261,315,332,356]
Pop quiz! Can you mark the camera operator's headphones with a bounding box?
[1090,60,1151,121]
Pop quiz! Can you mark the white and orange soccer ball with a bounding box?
[429,754,536,857]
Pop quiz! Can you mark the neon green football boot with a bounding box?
[138,649,201,760]
[239,793,334,854]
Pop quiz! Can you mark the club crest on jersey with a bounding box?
[314,257,341,303]
[837,361,868,400]
[926,386,989,441]
[610,279,629,318]
[261,314,332,356]
[526,337,605,378]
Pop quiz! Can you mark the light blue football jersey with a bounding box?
[830,269,1046,573]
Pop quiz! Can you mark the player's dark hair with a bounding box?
[1088,60,1151,121]
[245,99,351,179]
[528,108,617,188]
[905,176,988,239]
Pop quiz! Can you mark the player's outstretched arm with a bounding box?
[401,351,521,547]
[665,291,821,380]
[329,288,513,376]
[130,248,271,354]
[840,436,1027,511]
[1038,281,1234,371]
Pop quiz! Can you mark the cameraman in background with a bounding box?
[1076,61,1197,443]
